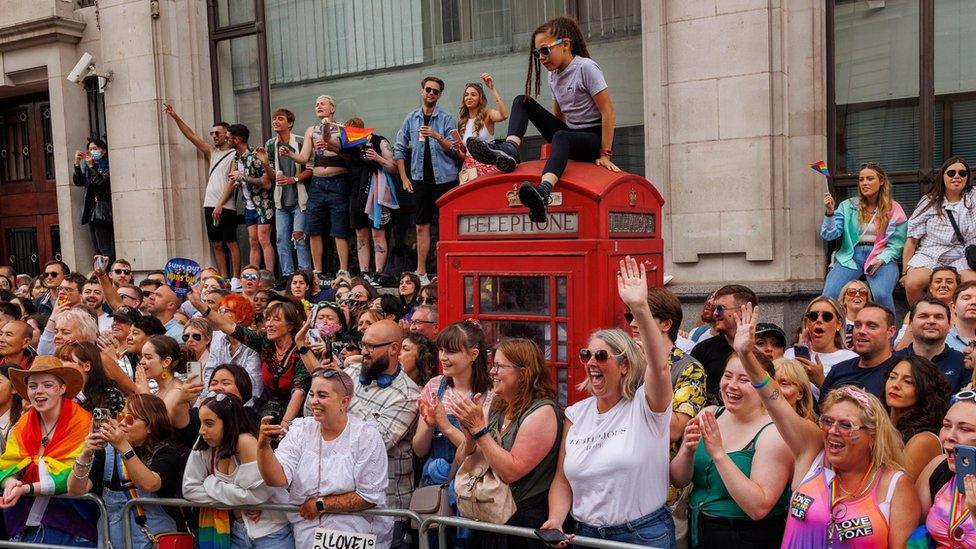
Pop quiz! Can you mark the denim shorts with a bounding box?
[306,174,351,237]
[576,507,676,549]
[244,207,260,227]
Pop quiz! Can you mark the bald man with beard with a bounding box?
[0,320,34,368]
[152,283,184,340]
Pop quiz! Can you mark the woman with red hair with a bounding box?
[203,294,262,404]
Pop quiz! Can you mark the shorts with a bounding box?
[306,174,351,238]
[204,207,238,243]
[907,249,971,272]
[244,207,261,227]
[414,180,458,225]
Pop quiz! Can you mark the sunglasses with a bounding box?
[947,169,969,179]
[142,290,154,297]
[805,310,836,323]
[182,333,204,342]
[120,293,140,301]
[712,304,728,317]
[241,273,259,281]
[423,86,441,96]
[311,368,352,395]
[44,271,60,278]
[418,297,437,305]
[117,411,142,426]
[113,269,132,276]
[579,348,621,363]
[217,307,232,315]
[532,37,567,58]
[202,392,228,402]
[817,415,863,436]
[845,288,869,297]
[952,390,976,405]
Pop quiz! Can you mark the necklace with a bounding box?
[827,464,878,547]
[39,413,60,446]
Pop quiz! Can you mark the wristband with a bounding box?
[316,497,325,512]
[600,148,613,157]
[26,483,34,496]
[122,449,136,461]
[752,374,772,390]
[472,426,491,440]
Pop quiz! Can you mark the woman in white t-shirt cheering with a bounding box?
[540,256,675,547]
[785,296,857,389]
[465,15,620,223]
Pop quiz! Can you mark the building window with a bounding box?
[84,76,107,144]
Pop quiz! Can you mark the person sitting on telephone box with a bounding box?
[465,15,620,223]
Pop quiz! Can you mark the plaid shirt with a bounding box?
[344,362,420,512]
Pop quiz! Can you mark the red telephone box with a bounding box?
[436,159,665,405]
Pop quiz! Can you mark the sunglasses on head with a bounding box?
[579,348,621,363]
[182,333,204,342]
[423,86,441,96]
[202,392,228,402]
[44,271,60,278]
[113,269,131,276]
[311,368,352,395]
[947,169,969,179]
[952,390,976,405]
[805,310,836,323]
[532,37,567,58]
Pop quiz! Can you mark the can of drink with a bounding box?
[418,128,426,143]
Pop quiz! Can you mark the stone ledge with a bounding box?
[0,15,86,52]
[668,279,825,301]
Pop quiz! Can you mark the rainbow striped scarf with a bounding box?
[197,449,231,549]
[0,399,90,493]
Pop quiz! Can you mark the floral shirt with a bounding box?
[236,147,274,224]
[667,346,706,506]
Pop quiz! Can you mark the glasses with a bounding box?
[44,271,60,278]
[117,411,142,426]
[805,310,836,323]
[217,307,232,315]
[311,368,352,395]
[418,297,437,305]
[120,293,140,301]
[423,86,441,96]
[532,37,567,58]
[947,169,969,179]
[579,348,621,363]
[712,304,727,317]
[490,361,521,371]
[112,269,132,276]
[361,340,395,353]
[952,390,976,404]
[241,273,259,281]
[182,333,203,342]
[817,415,863,436]
[845,288,869,298]
[410,318,437,326]
[142,290,154,297]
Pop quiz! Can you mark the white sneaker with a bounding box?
[336,269,351,282]
[417,272,431,286]
[230,277,242,292]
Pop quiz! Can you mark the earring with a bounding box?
[160,370,171,382]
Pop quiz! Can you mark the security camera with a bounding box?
[66,52,95,84]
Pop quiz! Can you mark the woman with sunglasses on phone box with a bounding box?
[450,73,508,184]
[822,163,907,315]
[68,393,188,549]
[258,367,392,548]
[539,257,675,546]
[466,16,619,223]
[0,357,94,546]
[184,393,293,549]
[902,157,976,305]
[731,303,920,548]
[784,296,857,388]
[883,355,950,480]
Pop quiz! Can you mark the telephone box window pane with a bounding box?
[479,276,550,316]
[557,368,568,408]
[480,320,551,359]
[464,276,474,314]
[557,323,567,362]
[556,277,567,317]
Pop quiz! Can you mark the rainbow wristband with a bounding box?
[752,375,772,390]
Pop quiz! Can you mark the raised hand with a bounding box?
[698,410,726,460]
[481,72,495,90]
[254,147,269,164]
[257,416,284,448]
[616,256,648,309]
[731,303,759,354]
[682,417,702,453]
[417,396,437,427]
[162,102,175,117]
[824,193,836,216]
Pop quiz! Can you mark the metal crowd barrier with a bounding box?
[119,497,426,549]
[420,514,658,549]
[0,493,112,549]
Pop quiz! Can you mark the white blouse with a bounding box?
[274,415,391,549]
[461,117,493,143]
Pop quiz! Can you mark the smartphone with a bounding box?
[186,361,202,380]
[92,408,110,432]
[94,255,108,271]
[957,445,976,493]
[793,344,811,361]
[534,529,568,544]
[56,293,69,307]
[308,327,323,345]
[450,129,462,142]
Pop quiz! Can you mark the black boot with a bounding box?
[518,182,550,223]
[466,138,519,173]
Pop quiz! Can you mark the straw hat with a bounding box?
[8,356,85,400]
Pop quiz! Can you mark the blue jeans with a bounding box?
[823,244,899,314]
[231,520,295,549]
[576,507,676,549]
[103,488,178,549]
[13,525,95,547]
[276,204,312,275]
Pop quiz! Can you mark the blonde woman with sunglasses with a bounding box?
[785,296,856,388]
[732,303,919,548]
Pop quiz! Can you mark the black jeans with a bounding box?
[89,222,115,258]
[507,95,602,179]
[694,514,785,549]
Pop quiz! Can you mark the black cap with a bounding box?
[109,305,142,324]
[755,323,787,347]
[132,315,166,336]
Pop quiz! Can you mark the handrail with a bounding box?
[119,497,426,549]
[0,493,112,549]
[420,514,659,549]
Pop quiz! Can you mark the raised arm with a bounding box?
[732,304,823,474]
[618,256,672,413]
[481,73,508,122]
[256,417,288,487]
[283,126,317,165]
[186,286,235,336]
[163,102,214,158]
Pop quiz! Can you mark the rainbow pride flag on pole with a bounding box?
[810,160,830,178]
[338,125,374,149]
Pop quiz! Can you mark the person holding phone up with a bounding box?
[72,138,114,259]
[820,163,907,316]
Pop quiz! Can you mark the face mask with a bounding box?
[317,320,342,338]
[90,151,103,161]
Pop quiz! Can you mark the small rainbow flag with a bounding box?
[338,125,374,149]
[810,160,830,177]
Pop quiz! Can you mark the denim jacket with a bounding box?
[394,105,459,185]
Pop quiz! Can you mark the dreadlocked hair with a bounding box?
[524,15,591,99]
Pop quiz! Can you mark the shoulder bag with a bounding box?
[944,210,976,270]
[454,421,517,524]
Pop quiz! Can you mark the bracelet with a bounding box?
[26,483,34,495]
[600,148,613,157]
[72,468,90,480]
[752,374,773,390]
[74,459,93,469]
[472,426,491,440]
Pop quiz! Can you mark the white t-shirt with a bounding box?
[203,148,237,209]
[783,347,858,376]
[562,385,671,527]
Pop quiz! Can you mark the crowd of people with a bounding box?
[4,11,976,549]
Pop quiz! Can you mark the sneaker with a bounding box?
[518,182,550,223]
[417,272,431,286]
[361,272,379,287]
[466,138,519,173]
[230,277,242,292]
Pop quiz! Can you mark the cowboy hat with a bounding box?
[8,355,85,401]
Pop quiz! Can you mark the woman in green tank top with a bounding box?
[451,338,562,549]
[669,350,793,549]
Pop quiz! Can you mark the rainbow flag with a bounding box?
[810,160,830,177]
[338,125,374,149]
[198,507,232,549]
[0,399,90,493]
